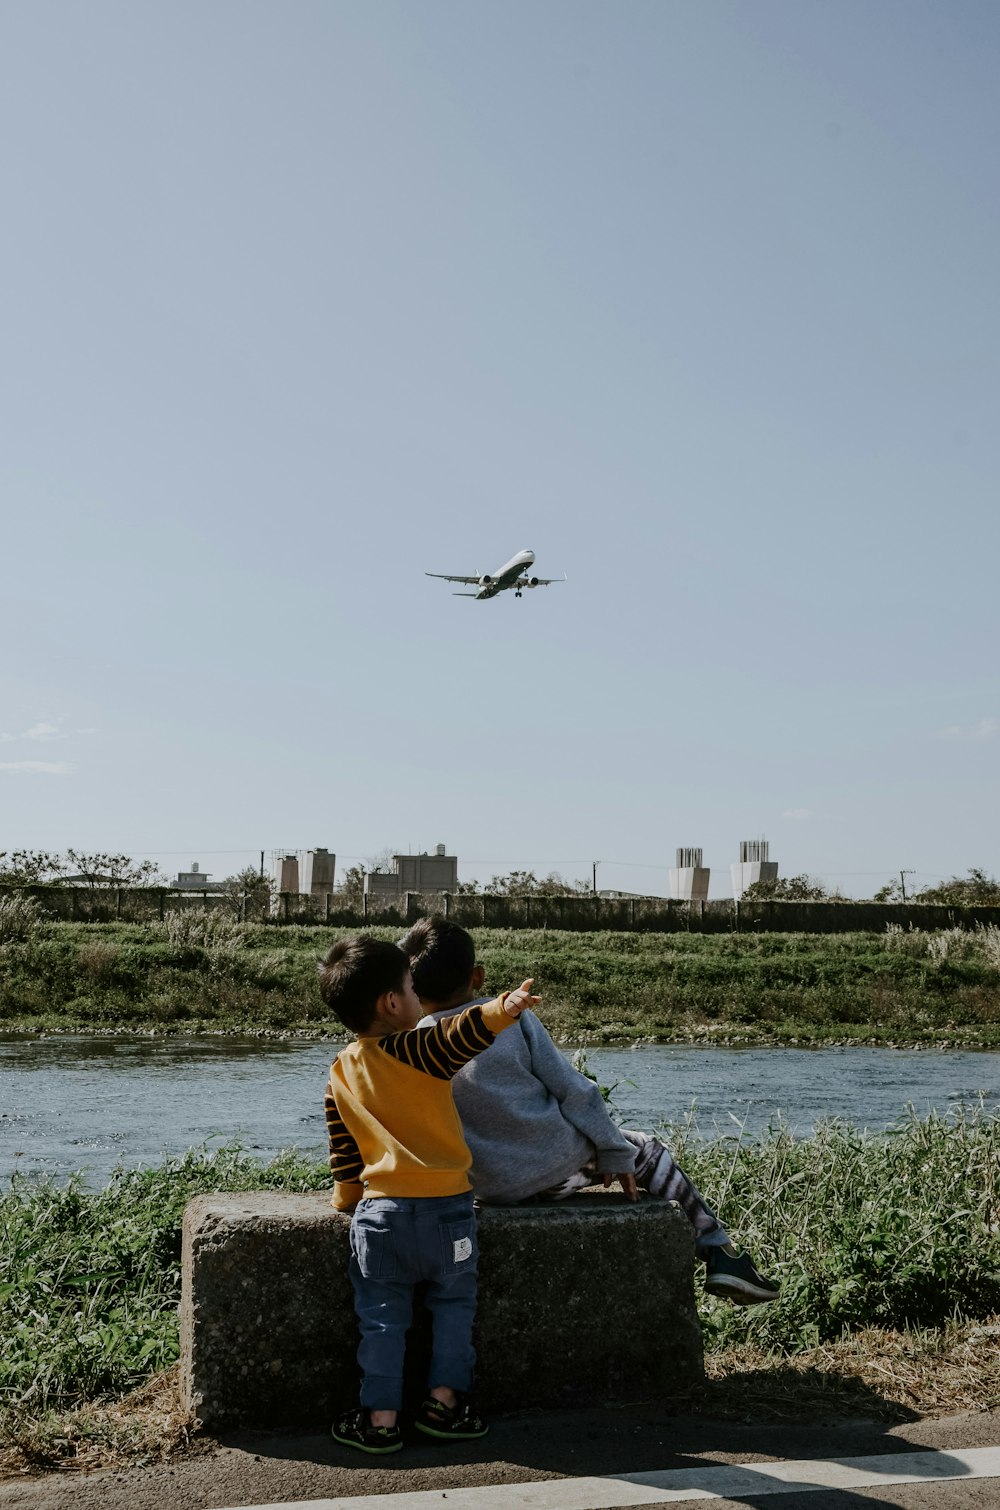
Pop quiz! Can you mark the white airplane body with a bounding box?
[426,548,565,600]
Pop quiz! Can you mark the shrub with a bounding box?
[0,894,43,944]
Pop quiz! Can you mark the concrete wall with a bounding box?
[5,884,1000,934]
[180,1189,703,1430]
[734,900,1000,932]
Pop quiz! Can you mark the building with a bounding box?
[730,838,778,900]
[300,848,336,897]
[273,854,300,894]
[270,848,337,898]
[669,847,711,902]
[365,844,459,899]
[174,862,224,892]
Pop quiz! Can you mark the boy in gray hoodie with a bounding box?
[402,916,779,1306]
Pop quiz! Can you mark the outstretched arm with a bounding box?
[381,981,541,1079]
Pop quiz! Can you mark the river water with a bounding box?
[1,1034,998,1187]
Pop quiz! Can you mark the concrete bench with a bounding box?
[180,1189,704,1431]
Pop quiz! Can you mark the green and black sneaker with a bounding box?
[331,1406,403,1454]
[414,1395,489,1441]
[704,1247,780,1306]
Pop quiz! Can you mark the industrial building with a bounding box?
[272,848,336,896]
[669,847,710,902]
[730,838,779,900]
[173,862,224,893]
[365,844,459,900]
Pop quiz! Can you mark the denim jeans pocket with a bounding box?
[440,1215,478,1275]
[353,1218,398,1281]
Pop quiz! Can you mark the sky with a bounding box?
[1,0,997,899]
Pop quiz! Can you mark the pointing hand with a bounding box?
[503,979,541,1018]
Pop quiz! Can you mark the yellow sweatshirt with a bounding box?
[324,996,515,1212]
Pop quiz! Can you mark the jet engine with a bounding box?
[479,574,493,586]
[526,576,540,588]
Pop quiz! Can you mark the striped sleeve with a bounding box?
[325,1080,364,1205]
[379,998,509,1079]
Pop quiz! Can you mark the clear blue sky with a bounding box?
[2,1,997,897]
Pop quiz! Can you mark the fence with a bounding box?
[5,885,1000,934]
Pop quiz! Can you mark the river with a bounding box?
[1,1034,997,1186]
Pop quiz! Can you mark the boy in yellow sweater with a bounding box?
[320,935,538,1455]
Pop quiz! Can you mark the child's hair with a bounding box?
[318,936,409,1033]
[400,915,476,1003]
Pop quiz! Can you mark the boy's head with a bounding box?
[318,936,420,1034]
[399,915,484,1006]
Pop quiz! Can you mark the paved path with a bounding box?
[213,1446,1000,1508]
[2,1409,999,1510]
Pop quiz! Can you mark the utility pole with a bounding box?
[592,860,599,895]
[900,869,915,902]
[260,850,265,878]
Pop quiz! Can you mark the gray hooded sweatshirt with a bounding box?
[420,1001,637,1204]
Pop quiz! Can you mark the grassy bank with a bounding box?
[1,916,999,1045]
[2,1109,998,1442]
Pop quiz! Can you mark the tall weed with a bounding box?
[160,911,253,951]
[976,924,1000,970]
[663,1105,1000,1351]
[0,894,43,944]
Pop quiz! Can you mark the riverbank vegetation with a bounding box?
[1,1108,998,1473]
[1,913,999,1046]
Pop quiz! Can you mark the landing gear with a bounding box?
[515,590,522,598]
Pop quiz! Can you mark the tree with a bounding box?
[909,868,1000,906]
[482,870,590,897]
[221,866,275,921]
[741,874,842,902]
[0,850,65,885]
[63,851,165,888]
[339,864,366,910]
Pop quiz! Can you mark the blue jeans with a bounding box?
[349,1192,478,1412]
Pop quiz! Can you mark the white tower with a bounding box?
[300,848,336,897]
[669,847,710,902]
[273,853,300,893]
[731,838,778,900]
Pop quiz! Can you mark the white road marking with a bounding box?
[214,1442,1000,1509]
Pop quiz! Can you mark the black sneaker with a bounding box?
[414,1395,489,1440]
[331,1406,403,1454]
[704,1247,781,1305]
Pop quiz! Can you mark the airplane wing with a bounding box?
[452,591,480,597]
[426,572,481,585]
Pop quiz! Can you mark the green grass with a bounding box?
[0,1146,330,1414]
[667,1104,1000,1352]
[1,1109,998,1425]
[1,919,999,1045]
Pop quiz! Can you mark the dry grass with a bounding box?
[0,1365,196,1482]
[695,1315,1000,1421]
[3,1321,999,1482]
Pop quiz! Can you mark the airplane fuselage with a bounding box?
[475,548,535,599]
[426,546,562,600]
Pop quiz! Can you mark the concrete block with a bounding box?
[180,1189,703,1431]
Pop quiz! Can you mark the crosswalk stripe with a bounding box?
[213,1443,1000,1509]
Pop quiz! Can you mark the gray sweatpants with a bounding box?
[539,1128,730,1256]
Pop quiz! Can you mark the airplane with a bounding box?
[426,547,565,600]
